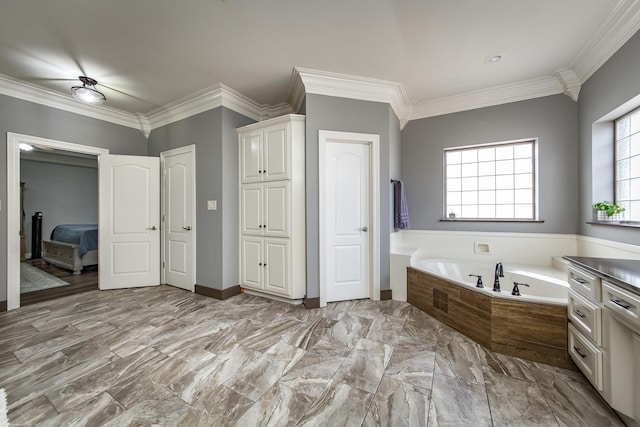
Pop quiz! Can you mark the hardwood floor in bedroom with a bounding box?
[21,259,98,306]
[0,286,624,426]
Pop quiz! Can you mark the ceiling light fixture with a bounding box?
[487,55,502,63]
[71,76,106,105]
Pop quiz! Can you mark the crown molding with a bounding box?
[0,74,141,130]
[571,0,640,83]
[408,76,564,121]
[145,83,293,130]
[293,67,412,123]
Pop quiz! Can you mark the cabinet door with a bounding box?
[264,238,290,296]
[241,131,262,183]
[263,123,290,181]
[264,181,290,237]
[241,237,263,290]
[241,183,263,235]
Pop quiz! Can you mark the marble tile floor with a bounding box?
[0,285,626,426]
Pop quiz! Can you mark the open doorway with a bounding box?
[19,145,100,305]
[7,133,108,310]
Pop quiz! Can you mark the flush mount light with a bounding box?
[71,76,106,105]
[487,55,502,64]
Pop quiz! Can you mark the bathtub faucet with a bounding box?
[511,282,530,296]
[468,274,483,288]
[493,262,504,292]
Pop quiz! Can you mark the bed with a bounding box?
[42,224,98,275]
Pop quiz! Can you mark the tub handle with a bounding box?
[511,282,529,296]
[469,274,483,288]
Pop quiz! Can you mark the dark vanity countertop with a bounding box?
[563,256,640,296]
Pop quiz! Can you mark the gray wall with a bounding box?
[305,94,395,298]
[389,107,402,232]
[147,106,254,290]
[21,159,98,254]
[578,29,640,245]
[1,94,148,302]
[401,94,578,233]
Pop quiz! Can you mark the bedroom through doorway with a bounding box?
[9,135,107,308]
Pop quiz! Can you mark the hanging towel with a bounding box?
[393,180,410,230]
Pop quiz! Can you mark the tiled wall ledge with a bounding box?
[407,267,576,370]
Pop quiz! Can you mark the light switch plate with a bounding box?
[207,200,217,210]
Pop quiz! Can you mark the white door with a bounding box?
[264,238,290,296]
[99,155,160,289]
[162,147,195,291]
[264,181,290,237]
[241,183,263,235]
[241,236,263,290]
[241,131,262,183]
[325,142,370,302]
[263,124,289,181]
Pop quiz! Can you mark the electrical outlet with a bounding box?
[207,200,217,211]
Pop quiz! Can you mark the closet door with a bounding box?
[241,183,263,235]
[263,123,290,181]
[264,238,290,296]
[264,181,290,237]
[241,236,263,290]
[241,131,262,183]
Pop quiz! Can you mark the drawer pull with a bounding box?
[573,346,587,359]
[573,309,586,318]
[611,299,631,310]
[574,277,587,285]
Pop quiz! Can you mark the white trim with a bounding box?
[571,0,640,83]
[6,133,108,310]
[0,74,141,130]
[146,83,293,130]
[409,76,564,120]
[295,68,411,125]
[160,144,197,292]
[318,130,381,307]
[2,0,640,135]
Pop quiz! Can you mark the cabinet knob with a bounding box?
[258,170,262,174]
[263,263,267,267]
[263,170,267,174]
[259,262,262,266]
[259,225,263,228]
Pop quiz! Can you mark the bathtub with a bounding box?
[412,258,569,306]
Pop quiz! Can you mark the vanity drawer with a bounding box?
[568,288,601,345]
[603,281,640,333]
[568,323,603,391]
[568,265,601,302]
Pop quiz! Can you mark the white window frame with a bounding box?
[443,138,539,221]
[614,106,640,222]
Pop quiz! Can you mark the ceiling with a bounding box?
[0,0,638,119]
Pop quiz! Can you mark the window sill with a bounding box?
[586,221,640,228]
[440,219,545,223]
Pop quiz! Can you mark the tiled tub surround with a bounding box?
[0,285,624,426]
[407,267,575,369]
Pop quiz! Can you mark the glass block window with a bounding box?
[445,140,536,220]
[615,107,640,221]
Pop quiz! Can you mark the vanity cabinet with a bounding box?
[237,114,306,301]
[565,256,640,426]
[567,264,604,390]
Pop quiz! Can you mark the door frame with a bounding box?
[160,144,196,291]
[318,130,380,307]
[6,133,108,310]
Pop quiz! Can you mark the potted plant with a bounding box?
[592,201,625,221]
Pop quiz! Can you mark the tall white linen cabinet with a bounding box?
[237,114,306,302]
